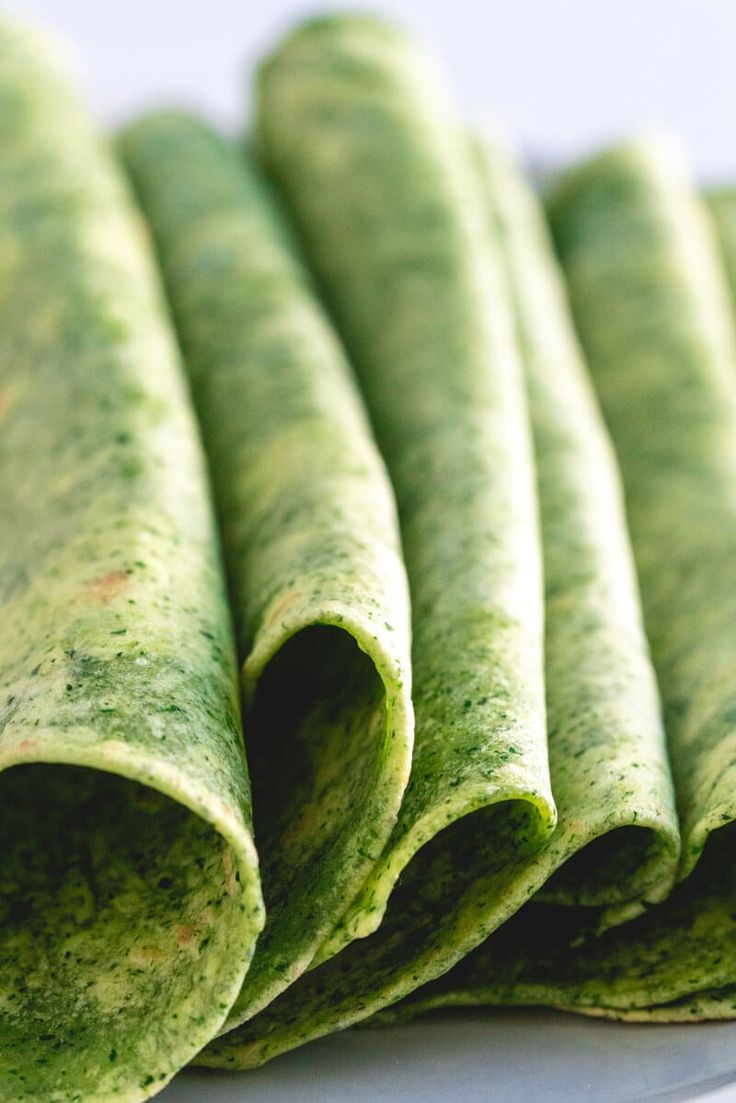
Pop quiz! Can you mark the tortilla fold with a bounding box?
[0,22,264,1103]
[119,111,415,1034]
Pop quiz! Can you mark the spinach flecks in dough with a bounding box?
[119,112,414,1028]
[401,136,736,1028]
[0,22,263,1101]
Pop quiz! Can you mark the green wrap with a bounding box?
[119,113,414,1037]
[388,136,736,1025]
[0,22,263,1103]
[185,18,684,1066]
[9,12,736,1096]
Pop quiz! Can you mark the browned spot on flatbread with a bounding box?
[262,589,302,631]
[14,738,39,755]
[85,569,129,603]
[175,925,198,948]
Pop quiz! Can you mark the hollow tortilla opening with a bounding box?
[541,823,676,906]
[196,798,555,1070]
[0,763,246,1099]
[230,623,392,1016]
[373,797,552,949]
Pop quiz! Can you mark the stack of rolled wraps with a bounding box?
[3,13,736,1103]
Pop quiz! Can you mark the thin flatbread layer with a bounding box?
[193,17,680,1067]
[0,23,263,1102]
[549,138,736,876]
[389,136,736,1023]
[469,136,679,917]
[119,112,414,1028]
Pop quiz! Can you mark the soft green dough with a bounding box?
[9,10,736,1094]
[204,13,553,1066]
[549,137,736,874]
[189,18,685,1069]
[0,23,263,1102]
[118,112,414,1031]
[390,136,736,1027]
[470,136,679,913]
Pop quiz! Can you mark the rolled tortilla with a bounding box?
[119,113,414,1028]
[204,12,553,1065]
[0,22,263,1102]
[392,136,736,1023]
[195,17,680,1067]
[550,137,736,877]
[468,135,680,917]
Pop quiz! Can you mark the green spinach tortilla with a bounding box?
[0,22,263,1103]
[119,112,414,1028]
[8,10,736,1098]
[181,17,686,1068]
[549,137,736,877]
[380,134,736,1025]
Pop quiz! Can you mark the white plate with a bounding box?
[159,1010,736,1102]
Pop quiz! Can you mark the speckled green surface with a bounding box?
[10,10,736,1093]
[187,18,700,1069]
[0,24,263,1102]
[550,138,736,876]
[387,136,736,1026]
[198,13,551,1067]
[118,113,414,1036]
[472,137,680,913]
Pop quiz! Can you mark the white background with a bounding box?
[5,0,736,180]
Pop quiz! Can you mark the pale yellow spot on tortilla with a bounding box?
[262,589,302,631]
[128,944,165,968]
[84,568,129,603]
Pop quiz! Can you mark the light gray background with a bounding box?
[156,1012,736,1102]
[7,0,736,1098]
[5,0,736,180]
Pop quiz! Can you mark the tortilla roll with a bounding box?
[550,137,736,875]
[211,35,688,1057]
[119,112,414,1028]
[203,13,552,1066]
[408,137,736,1022]
[0,22,263,1100]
